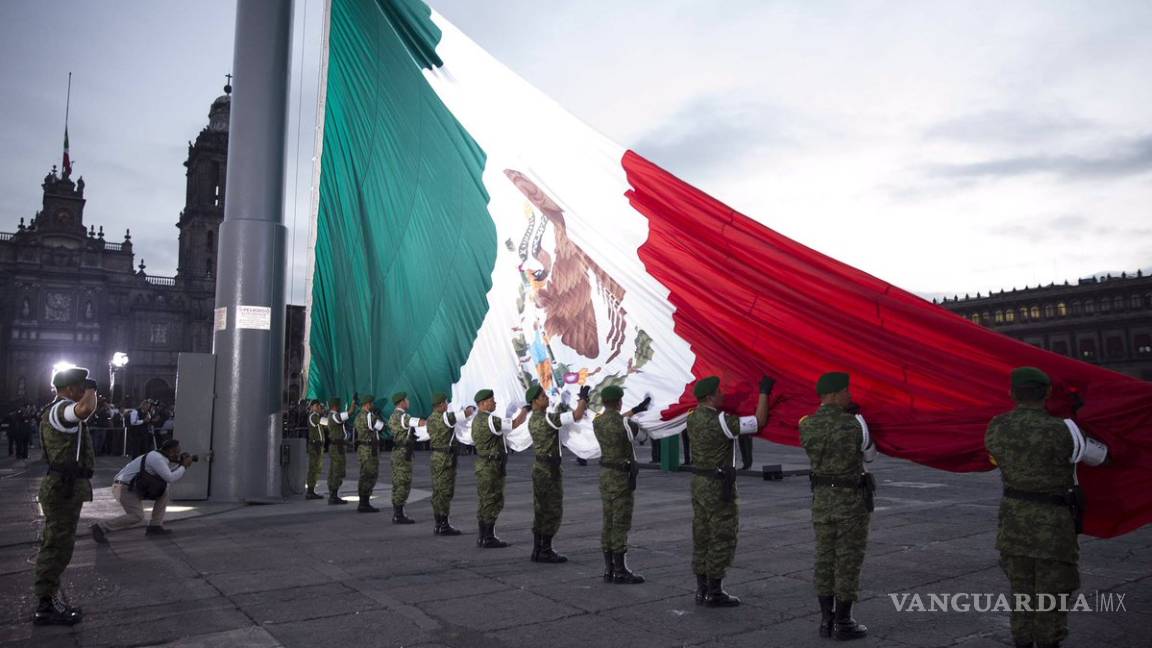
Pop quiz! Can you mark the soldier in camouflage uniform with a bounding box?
[388,392,426,524]
[593,385,652,584]
[526,383,590,563]
[799,372,874,640]
[355,395,387,513]
[324,398,351,505]
[427,392,473,536]
[986,367,1109,648]
[304,400,326,500]
[471,389,530,548]
[32,366,98,626]
[687,375,772,607]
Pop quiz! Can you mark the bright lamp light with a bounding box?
[52,361,76,376]
[111,352,130,368]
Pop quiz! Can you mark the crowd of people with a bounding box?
[3,397,175,460]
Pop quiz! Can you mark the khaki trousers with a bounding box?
[101,482,169,531]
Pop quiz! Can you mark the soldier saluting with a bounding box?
[526,383,590,564]
[324,398,352,505]
[388,392,426,524]
[354,395,386,513]
[471,389,530,548]
[593,385,651,584]
[986,367,1109,648]
[32,366,98,626]
[799,372,874,640]
[687,374,773,607]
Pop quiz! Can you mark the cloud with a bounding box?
[923,110,1095,144]
[630,96,797,179]
[924,135,1152,180]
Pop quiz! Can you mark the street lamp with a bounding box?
[109,352,130,455]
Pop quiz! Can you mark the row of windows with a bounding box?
[1034,333,1152,361]
[967,293,1152,325]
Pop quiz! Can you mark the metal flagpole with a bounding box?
[210,0,295,502]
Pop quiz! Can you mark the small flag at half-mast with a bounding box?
[62,72,72,177]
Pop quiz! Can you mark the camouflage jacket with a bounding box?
[800,404,868,521]
[355,409,383,447]
[472,411,506,458]
[986,403,1079,562]
[528,410,567,459]
[324,409,349,446]
[427,411,458,451]
[40,397,96,502]
[686,405,738,469]
[389,407,420,447]
[307,412,325,444]
[594,409,635,465]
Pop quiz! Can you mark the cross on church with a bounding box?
[224,73,233,95]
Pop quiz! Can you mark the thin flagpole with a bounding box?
[65,72,71,129]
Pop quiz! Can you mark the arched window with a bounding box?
[1132,294,1142,310]
[1004,309,1016,322]
[1084,300,1096,314]
[1057,302,1067,317]
[1030,305,1041,320]
[1043,304,1055,318]
[1100,298,1111,313]
[1019,307,1029,322]
[1113,296,1125,311]
[971,313,981,324]
[1070,300,1082,316]
[1079,338,1097,360]
[1135,334,1152,355]
[994,310,1004,323]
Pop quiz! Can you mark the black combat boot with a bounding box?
[529,532,541,561]
[703,578,741,607]
[611,552,644,584]
[818,595,835,638]
[832,598,867,640]
[479,522,509,548]
[535,534,567,563]
[329,492,348,505]
[439,515,461,536]
[392,504,415,524]
[305,486,323,500]
[433,514,445,535]
[477,521,487,547]
[33,595,83,626]
[694,574,708,605]
[357,496,379,513]
[603,551,615,583]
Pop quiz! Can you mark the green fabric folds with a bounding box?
[307,0,496,416]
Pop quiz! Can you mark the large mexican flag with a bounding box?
[305,0,1152,537]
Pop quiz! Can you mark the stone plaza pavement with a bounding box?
[0,444,1148,648]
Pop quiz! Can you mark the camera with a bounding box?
[180,452,199,463]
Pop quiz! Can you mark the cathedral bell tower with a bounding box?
[176,78,230,283]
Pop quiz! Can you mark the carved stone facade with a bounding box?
[0,89,231,406]
[939,272,1152,381]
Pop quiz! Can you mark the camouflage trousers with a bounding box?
[475,456,506,524]
[328,444,346,494]
[392,449,413,506]
[358,446,379,498]
[306,443,323,489]
[34,483,88,598]
[813,513,871,600]
[600,473,633,553]
[531,463,564,535]
[430,450,457,516]
[999,553,1079,646]
[691,477,739,579]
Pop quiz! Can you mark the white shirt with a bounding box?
[114,450,187,484]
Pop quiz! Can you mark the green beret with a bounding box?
[600,385,624,401]
[693,376,720,400]
[329,398,343,409]
[52,366,89,388]
[392,391,408,405]
[1011,367,1051,388]
[525,384,544,402]
[816,372,850,395]
[361,394,376,404]
[431,392,448,406]
[474,389,494,403]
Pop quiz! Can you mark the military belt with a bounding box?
[535,455,562,467]
[430,446,455,454]
[810,474,864,488]
[692,466,726,478]
[600,460,632,472]
[47,465,94,479]
[1003,487,1072,507]
[479,453,503,462]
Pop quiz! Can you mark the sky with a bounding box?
[1,0,1149,305]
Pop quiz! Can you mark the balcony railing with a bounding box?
[145,275,177,287]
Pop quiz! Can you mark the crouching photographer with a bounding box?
[90,439,196,543]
